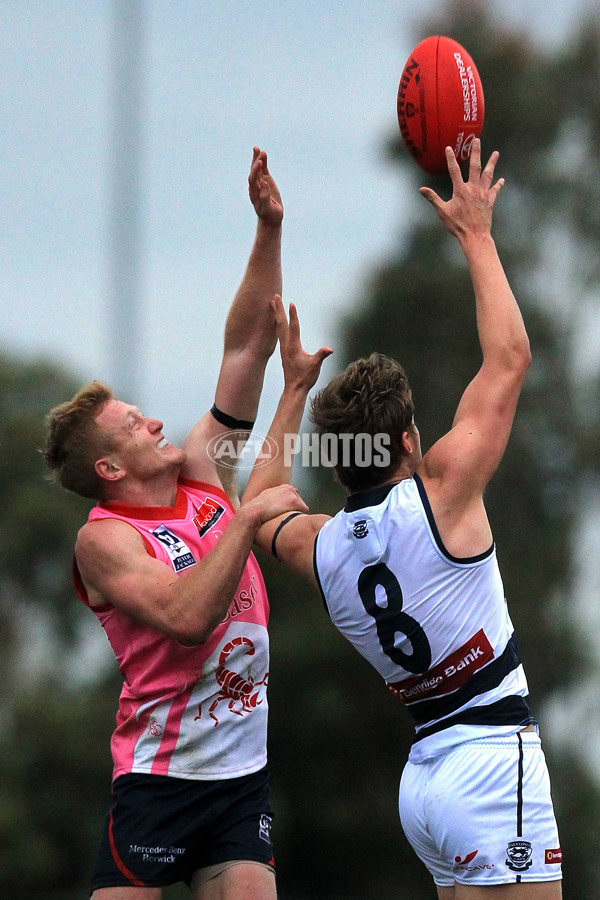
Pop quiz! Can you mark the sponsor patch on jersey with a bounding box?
[388,628,494,704]
[193,497,226,537]
[151,524,197,572]
[545,848,562,864]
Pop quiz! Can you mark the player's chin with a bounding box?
[173,446,187,466]
[162,444,187,467]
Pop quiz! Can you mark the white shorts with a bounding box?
[399,730,562,887]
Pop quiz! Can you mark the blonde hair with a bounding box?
[43,381,114,499]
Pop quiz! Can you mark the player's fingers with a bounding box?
[272,294,288,335]
[271,292,285,314]
[468,138,482,179]
[419,186,441,207]
[315,346,334,364]
[248,159,263,198]
[481,150,500,184]
[444,146,465,189]
[288,301,299,324]
[259,150,270,177]
[489,177,505,204]
[288,302,301,342]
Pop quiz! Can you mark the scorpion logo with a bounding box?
[195,636,268,727]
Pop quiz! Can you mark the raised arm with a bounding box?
[181,148,284,489]
[418,141,531,540]
[213,147,284,420]
[244,295,332,501]
[243,295,333,580]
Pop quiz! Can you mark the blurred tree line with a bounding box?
[1,2,600,897]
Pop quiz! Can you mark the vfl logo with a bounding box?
[545,848,562,864]
[506,840,533,872]
[193,497,225,537]
[151,525,196,572]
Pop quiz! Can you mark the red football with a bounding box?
[397,35,485,176]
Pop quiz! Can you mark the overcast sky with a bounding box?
[1,0,598,441]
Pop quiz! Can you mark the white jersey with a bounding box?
[314,476,534,763]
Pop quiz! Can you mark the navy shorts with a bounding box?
[90,767,275,891]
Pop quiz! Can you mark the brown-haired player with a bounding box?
[245,141,562,900]
[44,148,330,900]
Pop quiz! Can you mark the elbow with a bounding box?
[175,632,209,648]
[166,609,215,648]
[520,330,532,368]
[224,327,276,362]
[517,340,532,379]
[150,579,225,646]
[505,335,532,382]
[172,624,213,648]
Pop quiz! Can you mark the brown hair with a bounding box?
[43,381,114,499]
[310,353,415,492]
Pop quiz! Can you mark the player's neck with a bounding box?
[383,461,416,487]
[102,471,180,509]
[347,464,415,499]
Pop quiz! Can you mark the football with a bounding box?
[397,35,485,176]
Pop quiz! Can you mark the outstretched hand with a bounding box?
[419,139,504,244]
[272,294,333,393]
[248,147,284,226]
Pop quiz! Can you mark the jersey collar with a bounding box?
[344,480,401,513]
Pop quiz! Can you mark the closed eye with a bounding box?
[128,413,143,433]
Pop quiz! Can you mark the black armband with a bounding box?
[271,512,303,560]
[210,403,255,431]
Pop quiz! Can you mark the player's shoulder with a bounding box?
[76,516,146,564]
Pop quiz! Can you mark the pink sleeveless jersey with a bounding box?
[74,478,270,783]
